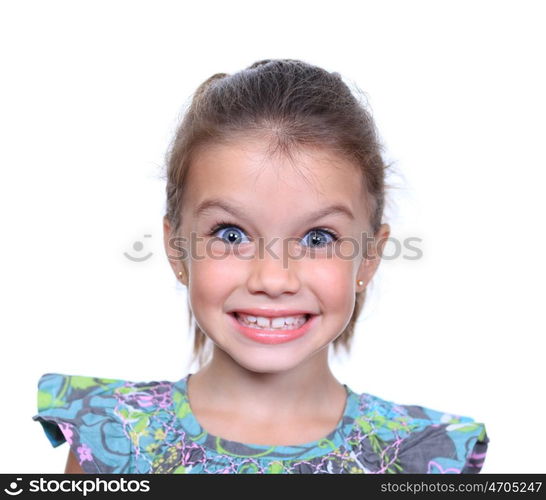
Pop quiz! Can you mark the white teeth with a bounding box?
[257,316,270,328]
[236,313,308,330]
[271,317,286,328]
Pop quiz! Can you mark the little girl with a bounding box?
[33,59,489,474]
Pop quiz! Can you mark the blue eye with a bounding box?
[301,229,338,248]
[209,223,250,244]
[208,221,339,247]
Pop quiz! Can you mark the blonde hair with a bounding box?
[163,59,391,369]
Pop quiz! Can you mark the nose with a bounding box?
[245,236,301,296]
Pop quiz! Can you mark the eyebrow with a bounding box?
[193,198,355,223]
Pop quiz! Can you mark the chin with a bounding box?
[226,348,311,375]
[228,339,332,374]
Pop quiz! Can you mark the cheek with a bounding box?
[307,257,355,312]
[186,256,234,338]
[187,252,243,309]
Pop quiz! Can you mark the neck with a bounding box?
[187,345,345,421]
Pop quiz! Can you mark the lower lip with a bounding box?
[228,313,318,345]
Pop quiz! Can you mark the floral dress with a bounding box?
[33,372,489,474]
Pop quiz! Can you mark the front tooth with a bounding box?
[256,316,271,328]
[271,317,285,328]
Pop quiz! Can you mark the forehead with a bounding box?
[182,138,367,224]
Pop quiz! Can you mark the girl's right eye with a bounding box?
[209,222,250,245]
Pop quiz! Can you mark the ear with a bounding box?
[356,223,390,292]
[163,216,188,286]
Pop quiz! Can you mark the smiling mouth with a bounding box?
[230,312,313,331]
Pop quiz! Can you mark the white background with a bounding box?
[1,0,544,474]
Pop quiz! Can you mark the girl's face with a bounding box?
[164,137,390,373]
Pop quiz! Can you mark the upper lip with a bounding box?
[230,308,316,318]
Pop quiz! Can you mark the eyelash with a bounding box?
[207,219,340,245]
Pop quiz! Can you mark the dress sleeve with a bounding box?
[32,373,133,473]
[397,404,489,474]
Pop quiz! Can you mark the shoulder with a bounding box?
[36,373,126,407]
[35,372,173,412]
[348,389,489,474]
[33,372,176,473]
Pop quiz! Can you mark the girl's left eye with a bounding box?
[208,221,339,248]
[301,229,339,248]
